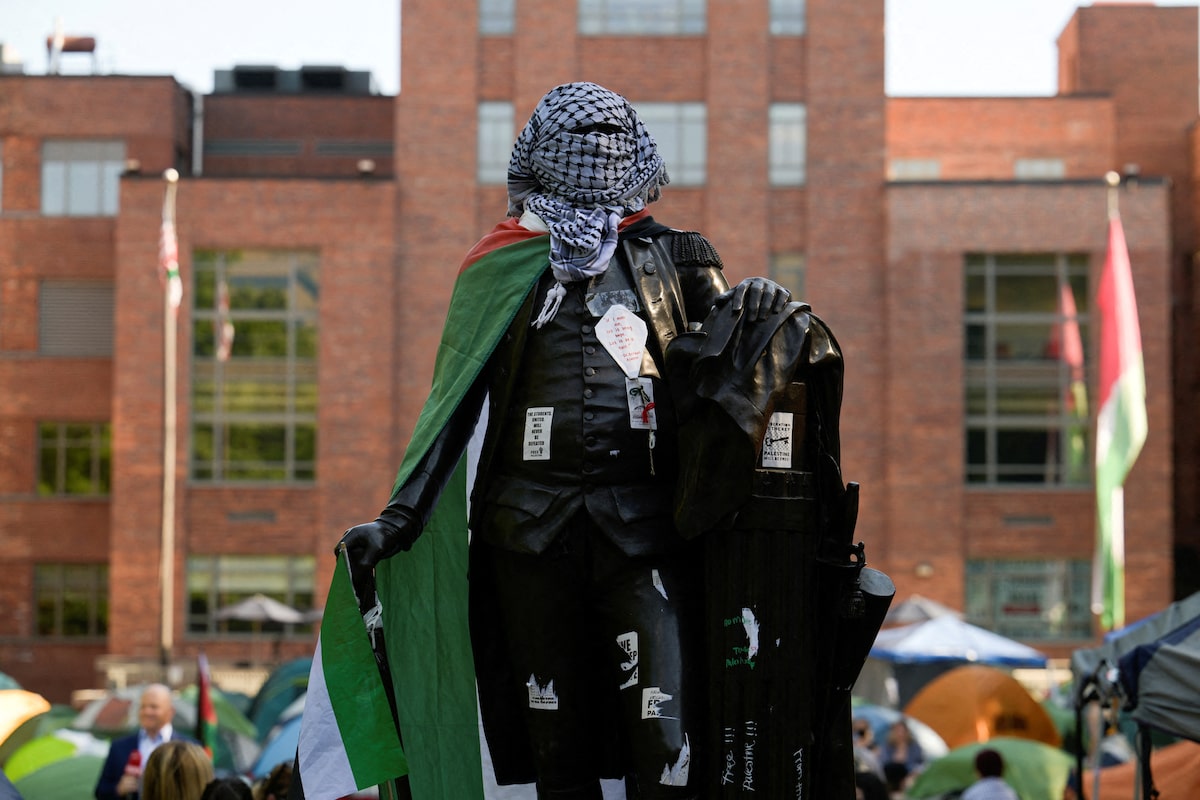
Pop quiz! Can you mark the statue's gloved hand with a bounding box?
[337,512,418,614]
[729,277,791,322]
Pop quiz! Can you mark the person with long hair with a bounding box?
[141,740,213,800]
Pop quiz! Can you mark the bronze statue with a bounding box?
[340,82,890,800]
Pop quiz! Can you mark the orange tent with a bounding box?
[903,664,1061,749]
[1081,740,1200,800]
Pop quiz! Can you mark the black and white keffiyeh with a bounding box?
[507,83,669,327]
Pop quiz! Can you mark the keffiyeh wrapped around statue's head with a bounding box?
[507,82,670,309]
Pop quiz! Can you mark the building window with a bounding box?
[769,0,805,34]
[769,103,806,186]
[479,101,515,184]
[579,0,705,35]
[1014,158,1066,181]
[771,252,806,297]
[888,158,941,182]
[965,253,1090,485]
[634,102,706,185]
[187,555,316,636]
[480,0,515,34]
[39,281,115,356]
[41,140,125,216]
[966,559,1092,640]
[37,422,111,496]
[35,564,109,638]
[191,250,318,482]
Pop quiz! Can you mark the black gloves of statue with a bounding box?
[729,277,791,321]
[337,510,420,614]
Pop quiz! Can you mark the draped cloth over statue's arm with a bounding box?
[374,233,548,800]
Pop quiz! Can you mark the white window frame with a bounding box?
[478,102,515,184]
[633,102,706,186]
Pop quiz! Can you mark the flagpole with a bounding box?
[160,168,180,679]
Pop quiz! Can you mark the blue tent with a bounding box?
[870,615,1048,667]
[252,715,301,779]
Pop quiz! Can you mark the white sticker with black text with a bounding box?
[523,407,553,461]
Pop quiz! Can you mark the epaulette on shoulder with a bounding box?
[670,230,724,271]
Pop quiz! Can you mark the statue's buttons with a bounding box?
[643,261,657,275]
[585,367,596,377]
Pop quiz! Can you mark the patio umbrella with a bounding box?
[882,594,962,627]
[4,729,109,782]
[907,737,1074,800]
[12,753,105,800]
[903,664,1061,749]
[215,594,305,624]
[0,690,51,746]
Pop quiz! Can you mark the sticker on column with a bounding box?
[523,407,553,461]
[527,674,558,710]
[742,607,760,660]
[617,631,639,689]
[762,411,794,468]
[642,687,674,719]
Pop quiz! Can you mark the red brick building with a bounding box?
[0,1,1194,703]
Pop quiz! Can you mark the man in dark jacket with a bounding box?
[94,684,198,800]
[341,82,789,800]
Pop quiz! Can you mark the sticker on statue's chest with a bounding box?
[523,406,553,461]
[585,287,641,317]
[596,305,648,379]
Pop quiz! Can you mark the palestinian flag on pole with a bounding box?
[1092,212,1147,631]
[195,651,218,759]
[295,549,409,800]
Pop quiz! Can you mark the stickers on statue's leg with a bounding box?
[641,687,675,720]
[527,674,559,710]
[659,733,691,787]
[652,568,668,600]
[617,632,639,690]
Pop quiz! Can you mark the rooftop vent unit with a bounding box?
[231,65,280,90]
[299,65,347,91]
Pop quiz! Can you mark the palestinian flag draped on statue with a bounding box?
[295,549,408,800]
[1092,212,1148,632]
[295,223,551,800]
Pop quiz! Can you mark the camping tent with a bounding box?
[1071,592,1200,800]
[868,616,1048,706]
[903,664,1061,750]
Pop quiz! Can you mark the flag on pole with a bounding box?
[1092,212,1148,631]
[195,651,218,759]
[215,278,235,361]
[158,181,183,312]
[1058,283,1089,482]
[295,549,408,800]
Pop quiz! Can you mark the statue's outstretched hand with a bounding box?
[730,277,791,322]
[337,514,417,614]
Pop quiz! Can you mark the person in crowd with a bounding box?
[200,777,253,800]
[880,718,925,794]
[852,716,885,779]
[94,684,199,800]
[140,740,213,800]
[252,761,293,800]
[961,747,1018,800]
